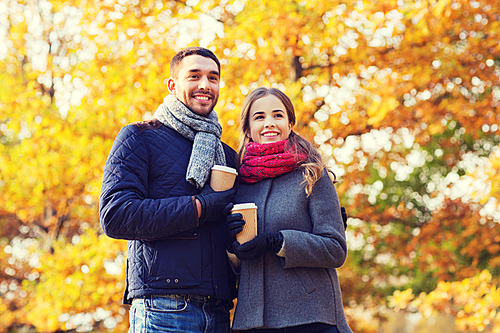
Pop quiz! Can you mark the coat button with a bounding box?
[166,279,170,283]
[175,279,179,283]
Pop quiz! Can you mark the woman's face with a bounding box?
[248,94,292,144]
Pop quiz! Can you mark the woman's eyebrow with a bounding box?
[251,110,265,117]
[252,109,284,116]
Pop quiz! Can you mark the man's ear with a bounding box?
[167,78,176,94]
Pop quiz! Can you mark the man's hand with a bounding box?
[224,203,245,253]
[195,184,236,224]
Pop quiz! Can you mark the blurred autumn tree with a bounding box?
[1,0,499,332]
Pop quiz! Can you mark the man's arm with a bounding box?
[99,125,199,240]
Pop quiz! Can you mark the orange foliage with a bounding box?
[1,0,500,332]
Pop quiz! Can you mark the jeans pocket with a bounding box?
[145,295,189,313]
[129,300,145,333]
[218,300,234,315]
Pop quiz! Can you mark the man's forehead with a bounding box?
[179,55,219,73]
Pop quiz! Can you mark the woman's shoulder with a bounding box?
[282,167,305,179]
[236,177,271,191]
[312,168,338,194]
[284,166,332,182]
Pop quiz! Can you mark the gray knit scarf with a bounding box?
[154,95,226,189]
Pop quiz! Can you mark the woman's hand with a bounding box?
[233,232,283,260]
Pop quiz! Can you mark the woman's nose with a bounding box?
[264,119,275,128]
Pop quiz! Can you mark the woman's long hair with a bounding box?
[238,87,336,195]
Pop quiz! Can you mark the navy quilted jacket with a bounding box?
[99,119,237,303]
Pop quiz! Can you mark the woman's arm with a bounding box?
[280,170,348,269]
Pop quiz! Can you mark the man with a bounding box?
[99,47,237,333]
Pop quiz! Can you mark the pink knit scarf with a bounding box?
[239,140,307,184]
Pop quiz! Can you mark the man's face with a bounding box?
[168,55,220,117]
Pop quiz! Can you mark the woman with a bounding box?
[226,87,352,333]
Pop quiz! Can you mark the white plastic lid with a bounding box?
[232,203,257,210]
[212,165,238,175]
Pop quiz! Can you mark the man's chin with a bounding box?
[190,105,214,116]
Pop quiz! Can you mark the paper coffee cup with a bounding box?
[231,203,258,244]
[210,165,238,191]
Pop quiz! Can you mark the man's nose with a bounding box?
[198,76,209,90]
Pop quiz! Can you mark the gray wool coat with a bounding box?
[231,168,353,332]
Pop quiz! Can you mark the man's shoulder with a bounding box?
[221,142,237,168]
[221,141,236,154]
[130,119,163,133]
[116,119,184,148]
[125,119,181,139]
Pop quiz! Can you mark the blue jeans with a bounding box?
[237,323,340,333]
[129,295,232,333]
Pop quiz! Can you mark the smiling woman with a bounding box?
[226,86,353,332]
[248,94,293,144]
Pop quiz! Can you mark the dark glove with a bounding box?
[195,184,236,224]
[341,207,348,229]
[224,203,245,253]
[233,232,284,260]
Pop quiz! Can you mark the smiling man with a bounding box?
[99,47,238,333]
[168,52,220,117]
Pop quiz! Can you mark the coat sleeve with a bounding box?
[280,171,348,269]
[99,125,198,240]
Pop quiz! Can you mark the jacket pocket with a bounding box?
[292,267,316,294]
[144,233,201,288]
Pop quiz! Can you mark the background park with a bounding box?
[1,0,500,332]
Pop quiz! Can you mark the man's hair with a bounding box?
[170,47,221,79]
